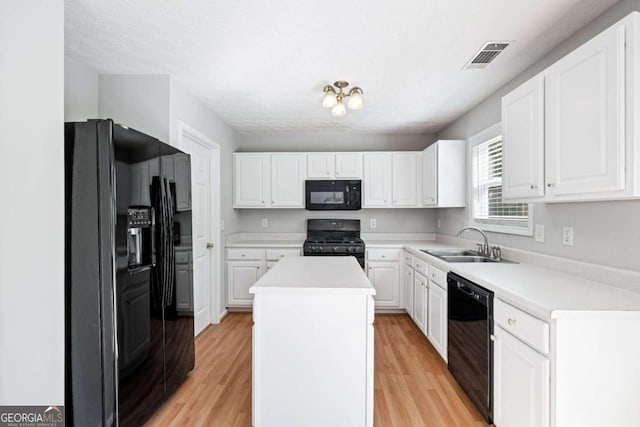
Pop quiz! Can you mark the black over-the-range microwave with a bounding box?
[305,180,361,210]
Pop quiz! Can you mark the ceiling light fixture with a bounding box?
[322,81,364,117]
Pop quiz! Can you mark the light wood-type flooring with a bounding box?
[146,313,491,427]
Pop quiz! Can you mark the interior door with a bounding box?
[189,141,212,335]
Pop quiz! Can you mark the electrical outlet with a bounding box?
[370,219,377,229]
[562,227,574,246]
[437,218,441,228]
[534,224,545,243]
[261,218,269,228]
[221,220,225,231]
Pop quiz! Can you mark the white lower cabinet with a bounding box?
[175,249,193,312]
[413,271,427,331]
[367,261,400,308]
[227,261,263,306]
[494,326,549,427]
[427,280,447,361]
[403,264,414,317]
[226,247,301,307]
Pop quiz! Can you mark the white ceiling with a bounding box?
[65,0,617,134]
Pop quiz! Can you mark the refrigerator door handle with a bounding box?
[150,207,157,267]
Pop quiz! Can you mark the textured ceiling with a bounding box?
[65,0,617,134]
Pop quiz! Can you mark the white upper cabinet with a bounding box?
[502,13,640,203]
[234,153,269,208]
[502,75,545,199]
[422,144,438,206]
[392,153,419,206]
[271,154,306,208]
[546,22,626,198]
[335,153,363,179]
[422,140,466,207]
[307,153,335,179]
[363,153,391,207]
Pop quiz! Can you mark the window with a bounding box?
[469,123,532,235]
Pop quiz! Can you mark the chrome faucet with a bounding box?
[457,226,492,257]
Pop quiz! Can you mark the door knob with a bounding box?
[206,242,214,249]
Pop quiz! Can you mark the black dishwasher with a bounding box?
[447,272,494,424]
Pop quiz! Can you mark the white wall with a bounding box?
[0,0,64,404]
[436,0,640,272]
[64,56,98,121]
[238,209,437,234]
[169,79,240,236]
[238,131,434,152]
[99,74,171,142]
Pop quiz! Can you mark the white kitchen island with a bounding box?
[250,256,375,427]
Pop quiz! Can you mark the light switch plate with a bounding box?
[261,218,268,228]
[534,224,544,243]
[562,227,574,246]
[370,219,377,229]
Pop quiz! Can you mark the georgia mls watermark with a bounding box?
[0,406,64,427]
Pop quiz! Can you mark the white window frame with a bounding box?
[467,122,533,236]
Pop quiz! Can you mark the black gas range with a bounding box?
[303,219,365,268]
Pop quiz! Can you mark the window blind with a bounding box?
[472,137,528,227]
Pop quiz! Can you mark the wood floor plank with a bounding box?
[146,312,491,427]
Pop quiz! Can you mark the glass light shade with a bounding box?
[331,101,346,117]
[322,91,337,108]
[348,91,363,110]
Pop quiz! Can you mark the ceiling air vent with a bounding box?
[464,42,510,70]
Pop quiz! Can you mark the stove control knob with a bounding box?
[333,246,340,252]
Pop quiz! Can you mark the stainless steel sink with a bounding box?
[439,255,498,263]
[421,249,479,257]
[420,249,515,263]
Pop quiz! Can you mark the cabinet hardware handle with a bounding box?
[530,184,537,190]
[242,254,245,257]
[547,183,555,188]
[507,318,516,325]
[206,242,214,249]
[490,334,496,342]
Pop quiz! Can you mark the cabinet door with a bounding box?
[392,153,418,206]
[234,154,269,207]
[335,153,363,179]
[363,153,391,207]
[502,75,545,199]
[427,281,447,361]
[404,265,414,317]
[367,261,400,308]
[545,23,626,197]
[413,272,427,331]
[227,261,262,306]
[174,153,191,211]
[161,155,175,182]
[307,153,335,179]
[175,263,193,311]
[422,144,437,206]
[271,154,306,208]
[494,327,550,427]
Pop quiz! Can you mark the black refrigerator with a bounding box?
[65,119,195,427]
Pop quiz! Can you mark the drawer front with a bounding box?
[414,258,428,276]
[227,248,263,261]
[175,251,190,264]
[404,252,414,266]
[367,248,401,261]
[495,299,549,354]
[265,248,300,260]
[428,264,447,288]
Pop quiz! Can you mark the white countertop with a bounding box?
[225,239,304,248]
[394,242,640,319]
[250,257,375,295]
